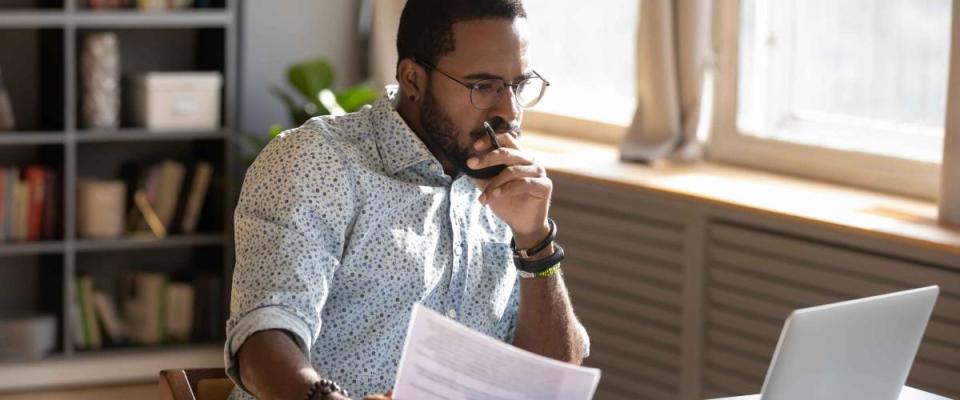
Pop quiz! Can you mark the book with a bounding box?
[72,282,87,349]
[2,168,13,240]
[145,163,161,207]
[24,166,46,241]
[154,160,186,230]
[121,161,148,232]
[135,189,167,238]
[124,272,167,345]
[78,276,102,349]
[94,291,127,344]
[165,282,194,342]
[181,161,212,234]
[168,0,192,9]
[12,179,28,242]
[43,168,56,239]
[130,160,185,233]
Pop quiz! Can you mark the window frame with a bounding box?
[707,0,954,201]
[522,109,626,145]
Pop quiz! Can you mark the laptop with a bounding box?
[746,286,941,400]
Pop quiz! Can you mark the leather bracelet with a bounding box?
[514,243,565,275]
[510,218,557,259]
[304,379,349,400]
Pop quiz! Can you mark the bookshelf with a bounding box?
[0,0,236,390]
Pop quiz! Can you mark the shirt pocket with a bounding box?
[476,241,518,325]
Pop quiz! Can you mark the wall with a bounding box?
[239,0,365,137]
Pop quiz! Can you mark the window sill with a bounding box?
[523,131,960,256]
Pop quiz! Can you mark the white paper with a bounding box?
[392,304,601,400]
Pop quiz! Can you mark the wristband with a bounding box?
[510,218,557,259]
[514,243,565,275]
[518,262,562,279]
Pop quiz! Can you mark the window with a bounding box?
[521,0,638,140]
[712,0,956,199]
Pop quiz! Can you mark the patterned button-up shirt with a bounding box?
[224,87,526,398]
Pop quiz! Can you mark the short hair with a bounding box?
[396,0,527,70]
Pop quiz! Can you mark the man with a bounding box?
[225,1,588,399]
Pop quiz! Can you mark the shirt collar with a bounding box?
[372,85,442,176]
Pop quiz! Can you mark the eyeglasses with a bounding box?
[419,61,551,110]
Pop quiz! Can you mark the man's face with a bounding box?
[419,18,531,179]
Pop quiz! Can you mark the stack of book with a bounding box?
[0,165,57,243]
[122,159,213,237]
[72,272,223,350]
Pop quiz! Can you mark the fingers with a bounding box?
[479,176,552,204]
[497,129,522,148]
[476,164,544,195]
[473,131,522,153]
[467,147,536,172]
[360,389,393,400]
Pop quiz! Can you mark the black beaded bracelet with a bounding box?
[304,379,349,400]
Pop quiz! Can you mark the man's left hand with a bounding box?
[469,133,552,248]
[361,390,393,400]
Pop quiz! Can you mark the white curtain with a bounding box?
[369,0,407,91]
[619,0,715,163]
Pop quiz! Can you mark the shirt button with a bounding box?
[447,309,457,319]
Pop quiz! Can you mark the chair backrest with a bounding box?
[159,368,234,400]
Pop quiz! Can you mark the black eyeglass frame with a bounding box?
[417,60,551,110]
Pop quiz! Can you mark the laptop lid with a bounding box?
[760,286,939,400]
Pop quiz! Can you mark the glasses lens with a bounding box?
[516,78,546,108]
[470,79,503,110]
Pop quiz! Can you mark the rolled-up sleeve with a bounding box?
[577,320,591,359]
[223,125,356,394]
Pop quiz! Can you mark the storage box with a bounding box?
[77,179,126,238]
[0,314,57,360]
[133,72,222,131]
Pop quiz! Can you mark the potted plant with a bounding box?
[239,58,379,165]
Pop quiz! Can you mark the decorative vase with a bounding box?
[81,32,120,130]
[0,66,15,132]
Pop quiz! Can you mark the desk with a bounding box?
[710,386,951,399]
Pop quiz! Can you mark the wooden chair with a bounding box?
[159,368,235,400]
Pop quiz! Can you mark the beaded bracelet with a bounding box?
[304,379,349,400]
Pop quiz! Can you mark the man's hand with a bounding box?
[318,390,390,400]
[469,133,552,248]
[361,390,393,400]
[469,134,587,365]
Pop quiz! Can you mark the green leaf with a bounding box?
[272,85,326,126]
[238,132,265,150]
[336,84,380,113]
[287,58,334,104]
[270,85,299,112]
[269,124,285,139]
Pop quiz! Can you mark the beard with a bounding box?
[419,85,509,180]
